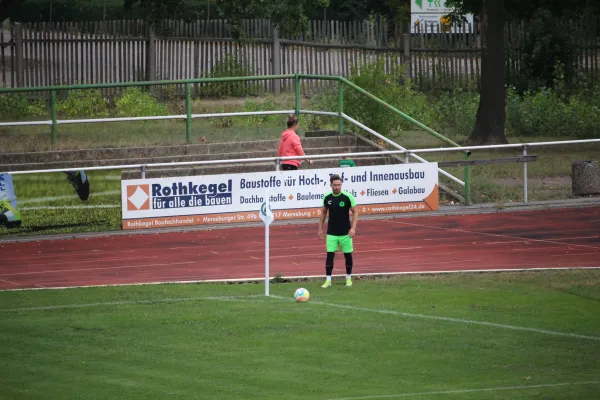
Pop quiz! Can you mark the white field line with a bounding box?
[0,290,596,398]
[0,295,268,313]
[3,282,600,341]
[270,296,600,341]
[3,267,600,292]
[326,381,600,400]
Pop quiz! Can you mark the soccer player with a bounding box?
[318,174,359,287]
[1,171,89,228]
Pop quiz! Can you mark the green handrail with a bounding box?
[0,73,472,204]
[337,80,344,135]
[0,74,297,94]
[336,77,464,150]
[332,75,471,205]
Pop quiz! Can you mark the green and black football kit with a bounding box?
[322,190,357,281]
[322,190,357,252]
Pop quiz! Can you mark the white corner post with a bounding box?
[259,190,274,296]
[265,222,270,296]
[522,145,528,203]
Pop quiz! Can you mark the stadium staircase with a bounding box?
[0,131,462,202]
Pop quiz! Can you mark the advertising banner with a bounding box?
[121,163,439,230]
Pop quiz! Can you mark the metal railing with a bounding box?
[407,139,600,202]
[0,74,461,144]
[0,74,469,200]
[3,139,599,204]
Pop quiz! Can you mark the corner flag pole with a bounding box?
[259,191,274,297]
[265,220,270,296]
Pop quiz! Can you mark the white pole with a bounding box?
[523,145,528,203]
[265,223,270,296]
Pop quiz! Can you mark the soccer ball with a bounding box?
[294,288,310,302]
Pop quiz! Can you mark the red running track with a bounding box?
[1,206,600,290]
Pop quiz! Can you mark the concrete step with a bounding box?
[0,135,360,166]
[1,145,378,172]
[121,156,398,180]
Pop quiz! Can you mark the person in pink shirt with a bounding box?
[277,114,313,170]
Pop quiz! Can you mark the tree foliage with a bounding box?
[5,0,216,23]
[445,0,600,144]
[447,0,600,19]
[0,0,24,21]
[515,8,576,93]
[124,0,185,27]
[217,0,329,39]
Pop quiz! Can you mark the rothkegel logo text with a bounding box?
[151,180,233,209]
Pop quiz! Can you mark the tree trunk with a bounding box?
[469,0,508,145]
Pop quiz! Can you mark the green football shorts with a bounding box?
[326,234,353,253]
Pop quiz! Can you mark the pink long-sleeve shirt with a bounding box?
[277,129,305,167]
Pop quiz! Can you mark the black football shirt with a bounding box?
[322,191,357,236]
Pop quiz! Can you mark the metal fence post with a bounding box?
[523,145,528,203]
[294,74,300,116]
[185,82,192,144]
[146,27,156,82]
[337,80,344,135]
[272,27,281,95]
[403,33,411,79]
[14,23,24,87]
[50,90,57,144]
[464,152,472,205]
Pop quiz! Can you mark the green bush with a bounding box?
[426,87,600,140]
[0,94,52,119]
[157,84,181,100]
[344,59,436,136]
[115,88,168,117]
[57,89,109,118]
[430,89,479,137]
[0,94,31,118]
[505,88,566,136]
[202,55,259,98]
[559,93,600,139]
[310,58,437,138]
[504,88,600,138]
[512,9,576,94]
[242,98,280,125]
[27,98,49,117]
[307,90,337,130]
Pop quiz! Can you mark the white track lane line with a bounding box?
[385,220,600,249]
